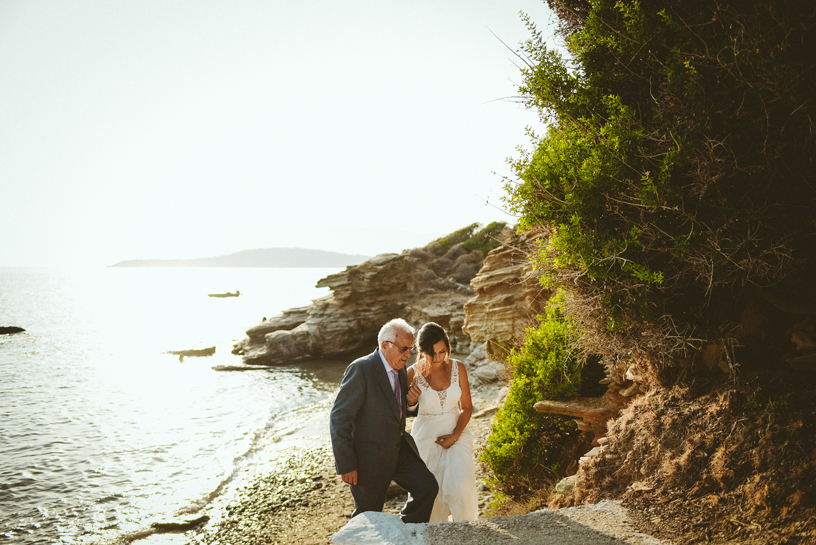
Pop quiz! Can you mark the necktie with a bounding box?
[389,369,402,419]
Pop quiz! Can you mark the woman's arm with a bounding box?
[436,360,473,449]
[451,361,473,440]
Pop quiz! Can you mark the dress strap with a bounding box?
[413,365,430,390]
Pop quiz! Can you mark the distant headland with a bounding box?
[109,248,370,268]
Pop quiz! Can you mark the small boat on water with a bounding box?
[208,290,240,298]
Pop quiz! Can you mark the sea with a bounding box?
[0,266,351,545]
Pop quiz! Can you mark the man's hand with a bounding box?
[341,469,358,485]
[406,380,421,406]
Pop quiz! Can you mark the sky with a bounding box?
[0,0,559,267]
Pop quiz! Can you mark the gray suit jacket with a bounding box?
[330,350,419,478]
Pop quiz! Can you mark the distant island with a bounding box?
[109,248,370,268]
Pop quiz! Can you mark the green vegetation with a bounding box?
[425,221,507,258]
[503,0,816,367]
[481,294,585,498]
[483,3,816,532]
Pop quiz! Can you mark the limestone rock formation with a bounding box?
[463,228,551,359]
[461,227,651,451]
[233,247,481,366]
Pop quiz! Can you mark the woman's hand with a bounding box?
[434,434,457,449]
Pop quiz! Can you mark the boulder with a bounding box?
[245,306,311,343]
[331,511,423,545]
[554,475,578,495]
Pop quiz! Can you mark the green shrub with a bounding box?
[425,222,507,258]
[481,293,584,497]
[504,1,816,367]
[460,221,507,257]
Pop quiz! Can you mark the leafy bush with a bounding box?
[504,1,816,369]
[426,221,507,258]
[481,293,586,497]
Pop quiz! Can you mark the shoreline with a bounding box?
[178,380,674,545]
[183,384,506,545]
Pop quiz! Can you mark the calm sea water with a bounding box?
[0,267,348,544]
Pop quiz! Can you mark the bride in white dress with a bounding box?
[406,322,478,522]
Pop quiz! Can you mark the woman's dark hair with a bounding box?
[415,322,451,378]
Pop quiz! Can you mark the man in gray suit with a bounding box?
[330,318,438,523]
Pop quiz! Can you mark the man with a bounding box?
[330,318,438,523]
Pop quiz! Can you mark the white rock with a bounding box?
[464,343,488,367]
[331,511,425,545]
[554,475,578,495]
[474,365,498,382]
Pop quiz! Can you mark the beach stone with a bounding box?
[554,475,578,495]
[331,511,424,545]
[474,363,500,383]
[464,342,488,369]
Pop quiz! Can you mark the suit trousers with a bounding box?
[349,435,439,523]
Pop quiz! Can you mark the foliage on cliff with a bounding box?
[503,0,816,369]
[481,294,589,501]
[426,221,507,258]
[485,1,816,541]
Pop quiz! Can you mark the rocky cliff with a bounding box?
[232,229,498,365]
[462,228,551,359]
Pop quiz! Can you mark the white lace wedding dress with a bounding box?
[410,360,478,522]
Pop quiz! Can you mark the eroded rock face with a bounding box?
[233,250,478,365]
[463,228,551,359]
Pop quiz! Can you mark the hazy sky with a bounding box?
[0,0,557,267]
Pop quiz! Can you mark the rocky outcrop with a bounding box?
[165,346,216,362]
[461,228,650,448]
[233,247,482,366]
[534,391,630,446]
[463,228,551,359]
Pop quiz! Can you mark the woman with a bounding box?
[406,322,478,522]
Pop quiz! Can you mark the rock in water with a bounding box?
[164,346,216,362]
[150,515,209,533]
[0,326,25,335]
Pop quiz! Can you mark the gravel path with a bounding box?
[333,501,673,545]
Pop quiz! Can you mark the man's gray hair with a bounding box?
[378,318,414,346]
